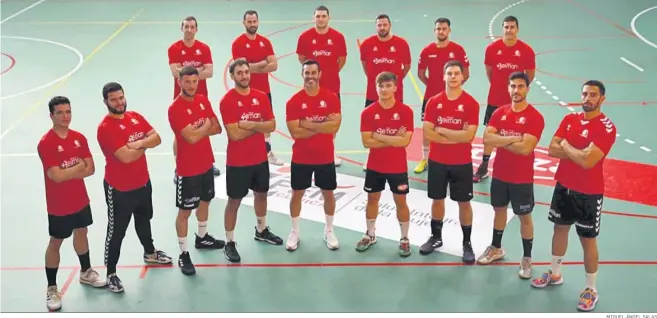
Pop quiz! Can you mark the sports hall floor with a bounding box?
[1,0,656,313]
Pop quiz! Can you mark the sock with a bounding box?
[550,255,563,276]
[45,267,58,287]
[461,225,472,245]
[399,222,409,238]
[256,216,267,232]
[585,272,597,290]
[178,237,187,253]
[492,228,504,248]
[366,219,376,236]
[265,138,272,153]
[325,215,334,231]
[226,231,234,242]
[291,217,300,232]
[197,221,208,237]
[430,219,443,239]
[422,146,429,159]
[77,252,91,272]
[522,238,534,258]
[482,154,491,163]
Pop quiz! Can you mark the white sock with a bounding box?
[422,146,429,159]
[585,272,597,290]
[366,219,376,236]
[550,255,563,276]
[399,222,409,238]
[325,214,334,231]
[291,217,300,232]
[265,137,271,143]
[226,231,234,242]
[178,237,187,253]
[257,216,267,232]
[197,221,208,237]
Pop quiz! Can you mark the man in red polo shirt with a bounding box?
[38,96,106,311]
[296,5,347,167]
[97,82,173,293]
[478,72,544,280]
[475,15,536,183]
[284,60,342,251]
[219,59,284,264]
[231,10,283,166]
[168,66,225,276]
[358,71,414,257]
[167,16,221,179]
[531,80,616,313]
[414,17,470,174]
[419,60,478,264]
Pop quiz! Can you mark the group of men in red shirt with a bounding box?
[37,7,615,313]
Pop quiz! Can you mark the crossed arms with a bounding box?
[287,113,341,139]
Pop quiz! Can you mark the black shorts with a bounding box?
[490,178,535,215]
[266,92,273,106]
[291,162,337,191]
[483,104,498,126]
[175,168,215,210]
[421,99,429,120]
[48,205,93,239]
[336,93,341,101]
[427,160,474,202]
[548,182,603,238]
[226,161,270,199]
[364,169,410,195]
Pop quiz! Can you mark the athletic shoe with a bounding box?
[324,229,339,250]
[286,230,300,251]
[334,156,342,167]
[462,242,475,264]
[254,226,283,245]
[224,241,241,263]
[473,163,489,183]
[268,152,284,165]
[399,237,411,257]
[212,165,221,176]
[46,286,62,311]
[419,236,443,255]
[530,269,563,288]
[355,234,377,252]
[477,245,505,264]
[178,252,196,276]
[195,233,226,249]
[577,288,599,312]
[79,268,107,288]
[518,257,533,279]
[106,273,124,293]
[414,159,428,173]
[143,250,173,264]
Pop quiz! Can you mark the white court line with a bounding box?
[0,36,84,101]
[620,57,644,72]
[631,6,657,49]
[0,0,48,24]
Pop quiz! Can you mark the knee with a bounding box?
[366,193,380,205]
[253,192,267,203]
[72,227,88,237]
[177,210,192,221]
[48,238,63,250]
[518,214,533,225]
[291,190,305,201]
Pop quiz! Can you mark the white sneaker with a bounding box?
[286,230,300,251]
[268,152,284,166]
[518,257,533,279]
[325,229,340,250]
[46,286,62,311]
[79,268,107,288]
[334,156,342,167]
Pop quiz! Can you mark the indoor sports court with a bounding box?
[1,0,656,313]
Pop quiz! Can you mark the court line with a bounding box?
[14,19,379,25]
[630,6,657,49]
[0,36,84,100]
[0,149,368,158]
[0,0,48,24]
[0,9,143,141]
[620,57,644,72]
[0,52,16,75]
[564,0,637,38]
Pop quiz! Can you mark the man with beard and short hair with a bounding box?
[97,82,173,293]
[231,10,283,166]
[219,59,284,263]
[531,80,616,313]
[168,66,225,276]
[479,72,544,280]
[296,5,347,167]
[414,17,470,174]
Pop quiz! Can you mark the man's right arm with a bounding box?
[38,144,86,183]
[483,126,522,148]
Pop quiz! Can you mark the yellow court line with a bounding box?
[15,19,372,25]
[0,9,144,140]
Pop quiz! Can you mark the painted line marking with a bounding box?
[620,57,644,72]
[0,36,84,100]
[0,52,16,75]
[0,9,143,140]
[0,149,368,158]
[640,146,651,152]
[625,139,636,144]
[0,0,48,24]
[630,5,657,49]
[10,19,385,25]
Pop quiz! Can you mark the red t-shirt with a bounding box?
[219,88,274,167]
[424,90,479,165]
[296,27,347,94]
[286,88,341,165]
[418,41,470,100]
[97,111,153,192]
[37,129,91,216]
[554,112,616,195]
[167,40,213,99]
[359,35,411,101]
[168,95,217,176]
[360,101,414,174]
[231,34,275,94]
[484,39,535,107]
[488,104,545,184]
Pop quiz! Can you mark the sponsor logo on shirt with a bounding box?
[499,128,522,137]
[313,50,332,57]
[496,62,519,70]
[376,127,401,135]
[128,131,145,143]
[436,116,462,126]
[61,157,81,169]
[241,112,262,121]
[373,57,395,65]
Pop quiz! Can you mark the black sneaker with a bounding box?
[143,250,173,264]
[254,226,283,245]
[107,274,124,293]
[212,165,221,177]
[224,241,241,263]
[419,236,443,255]
[195,233,226,249]
[178,252,196,276]
[473,163,489,183]
[462,242,475,264]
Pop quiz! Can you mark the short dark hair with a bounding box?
[583,80,606,96]
[229,59,249,74]
[503,15,519,27]
[443,60,463,72]
[435,17,451,26]
[509,71,530,86]
[102,82,123,100]
[376,14,391,23]
[315,5,329,15]
[179,66,199,79]
[243,10,258,20]
[181,16,197,28]
[302,59,321,71]
[48,96,70,114]
[376,71,397,85]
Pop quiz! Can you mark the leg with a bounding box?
[172,139,178,183]
[474,105,498,183]
[450,163,477,263]
[286,163,313,251]
[252,162,283,245]
[356,169,386,252]
[414,99,430,173]
[45,215,69,311]
[223,165,252,263]
[509,183,536,279]
[574,194,604,312]
[68,206,105,288]
[420,160,449,255]
[477,178,510,265]
[174,174,203,275]
[103,182,136,292]
[194,169,225,249]
[316,163,339,250]
[265,93,283,166]
[389,173,411,257]
[137,181,173,265]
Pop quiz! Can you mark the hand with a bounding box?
[327,113,339,122]
[560,138,569,148]
[397,126,407,136]
[127,140,143,150]
[239,120,255,130]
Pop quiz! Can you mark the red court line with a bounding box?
[60,267,79,296]
[1,53,16,75]
[564,0,637,38]
[139,266,148,279]
[536,68,645,84]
